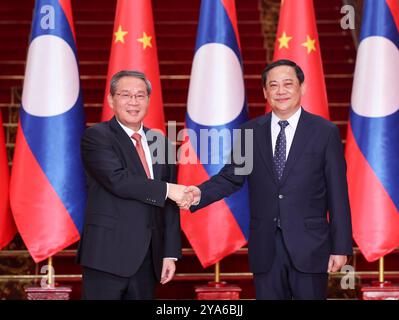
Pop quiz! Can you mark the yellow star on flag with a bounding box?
[302,35,316,54]
[277,31,293,49]
[114,25,128,43]
[137,32,152,49]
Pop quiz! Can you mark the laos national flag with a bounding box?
[178,0,250,268]
[10,0,87,263]
[346,0,399,262]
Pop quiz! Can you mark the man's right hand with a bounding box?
[182,185,201,209]
[167,183,193,208]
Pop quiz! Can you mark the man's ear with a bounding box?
[300,83,306,96]
[262,87,267,100]
[107,93,114,109]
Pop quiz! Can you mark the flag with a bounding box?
[9,0,87,263]
[101,0,165,133]
[271,0,329,119]
[178,0,250,268]
[0,111,16,249]
[346,0,399,262]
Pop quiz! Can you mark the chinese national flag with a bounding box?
[102,0,165,133]
[0,112,16,249]
[270,0,329,119]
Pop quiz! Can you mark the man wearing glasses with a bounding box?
[77,70,189,299]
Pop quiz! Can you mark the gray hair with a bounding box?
[109,70,152,96]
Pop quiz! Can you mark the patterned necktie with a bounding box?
[132,133,151,178]
[273,120,289,180]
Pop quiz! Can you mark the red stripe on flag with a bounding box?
[386,0,399,31]
[178,142,246,268]
[221,0,241,50]
[58,0,76,40]
[0,113,16,249]
[10,128,79,262]
[346,126,399,262]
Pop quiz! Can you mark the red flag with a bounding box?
[101,0,165,133]
[270,0,329,119]
[0,112,16,249]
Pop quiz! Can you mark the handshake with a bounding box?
[167,184,201,210]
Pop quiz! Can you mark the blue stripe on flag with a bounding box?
[21,0,87,232]
[350,110,399,210]
[360,0,399,48]
[31,0,78,57]
[195,0,243,63]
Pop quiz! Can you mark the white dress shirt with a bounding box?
[116,120,169,198]
[271,107,302,160]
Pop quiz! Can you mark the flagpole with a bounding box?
[379,257,384,283]
[26,253,72,299]
[215,262,220,283]
[48,256,53,287]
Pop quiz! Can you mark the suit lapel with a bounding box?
[255,114,279,184]
[109,117,149,178]
[280,109,314,184]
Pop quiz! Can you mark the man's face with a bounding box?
[263,65,304,119]
[108,76,149,131]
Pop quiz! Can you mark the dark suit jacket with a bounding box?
[192,109,352,274]
[77,117,181,279]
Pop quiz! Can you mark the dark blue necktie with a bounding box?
[273,120,289,180]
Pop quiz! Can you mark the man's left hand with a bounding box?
[328,255,347,272]
[160,258,176,284]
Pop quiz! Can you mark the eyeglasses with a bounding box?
[115,92,148,101]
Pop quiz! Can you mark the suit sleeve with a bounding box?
[191,127,248,212]
[163,159,182,259]
[325,125,353,255]
[81,126,167,207]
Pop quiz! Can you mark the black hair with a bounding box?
[261,59,305,87]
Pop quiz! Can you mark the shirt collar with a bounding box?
[271,107,302,131]
[116,120,146,140]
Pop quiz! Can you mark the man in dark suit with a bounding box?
[77,70,188,299]
[185,59,353,299]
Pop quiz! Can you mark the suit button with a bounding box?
[273,218,277,222]
[278,194,284,199]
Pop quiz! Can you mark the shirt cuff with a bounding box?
[165,182,169,200]
[164,257,177,261]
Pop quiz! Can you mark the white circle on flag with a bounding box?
[352,36,399,117]
[187,43,245,126]
[22,35,80,117]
